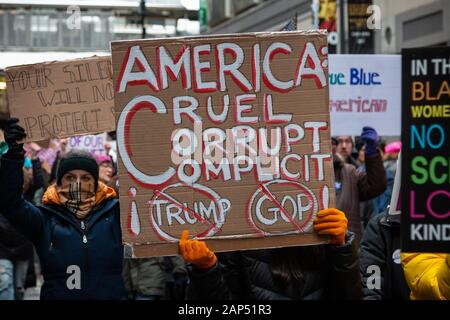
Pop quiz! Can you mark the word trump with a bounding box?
[149,183,231,241]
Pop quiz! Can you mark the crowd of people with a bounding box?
[0,117,448,300]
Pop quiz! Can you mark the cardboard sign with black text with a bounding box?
[111,31,334,257]
[6,56,116,142]
[401,47,450,253]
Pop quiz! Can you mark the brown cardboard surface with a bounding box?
[0,74,8,114]
[6,56,116,142]
[130,233,326,258]
[111,30,334,257]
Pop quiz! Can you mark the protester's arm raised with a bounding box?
[0,118,44,242]
[357,127,387,201]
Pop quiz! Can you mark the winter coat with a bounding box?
[372,159,397,214]
[401,253,450,300]
[334,151,387,243]
[360,210,410,300]
[122,256,188,299]
[0,158,39,262]
[0,156,127,300]
[187,232,361,300]
[122,258,167,298]
[0,213,34,261]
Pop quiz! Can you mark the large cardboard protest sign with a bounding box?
[401,47,450,253]
[5,56,116,142]
[111,31,334,257]
[329,54,401,136]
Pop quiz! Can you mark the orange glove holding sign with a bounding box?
[313,208,348,245]
[179,230,217,270]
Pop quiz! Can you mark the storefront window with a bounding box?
[31,12,59,48]
[0,10,5,47]
[7,10,29,47]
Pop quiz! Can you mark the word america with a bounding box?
[116,41,327,93]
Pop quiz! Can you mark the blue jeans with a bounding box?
[0,259,14,300]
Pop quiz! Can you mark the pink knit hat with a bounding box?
[95,154,112,165]
[385,141,401,154]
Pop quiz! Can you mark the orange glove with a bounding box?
[179,230,217,270]
[313,208,348,245]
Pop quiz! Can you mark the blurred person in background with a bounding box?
[23,146,45,205]
[372,141,401,215]
[122,256,188,300]
[104,131,117,164]
[333,127,387,243]
[96,154,114,185]
[96,153,119,194]
[355,140,366,169]
[355,139,387,229]
[0,213,34,300]
[355,140,373,229]
[335,135,358,167]
[122,258,167,300]
[0,129,7,156]
[49,138,68,185]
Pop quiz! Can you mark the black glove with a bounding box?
[3,117,27,161]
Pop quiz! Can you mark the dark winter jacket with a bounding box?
[0,158,39,262]
[0,156,126,300]
[187,232,361,300]
[360,210,410,300]
[0,213,34,261]
[334,151,387,243]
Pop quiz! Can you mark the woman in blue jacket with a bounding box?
[0,118,126,300]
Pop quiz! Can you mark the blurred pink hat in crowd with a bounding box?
[385,141,401,154]
[95,154,112,165]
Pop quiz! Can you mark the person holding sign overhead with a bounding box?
[0,118,126,300]
[179,208,361,300]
